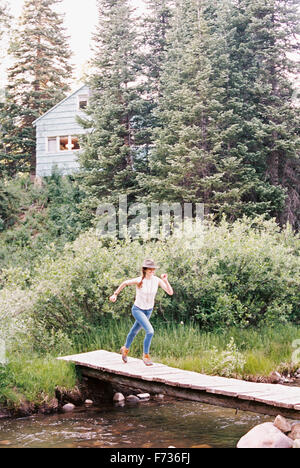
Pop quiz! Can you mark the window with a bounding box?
[71,137,80,150]
[47,137,57,152]
[47,136,80,153]
[60,136,69,151]
[78,94,89,110]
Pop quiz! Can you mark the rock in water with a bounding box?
[137,393,150,400]
[293,439,300,449]
[113,393,125,403]
[126,395,140,404]
[237,423,293,448]
[269,372,282,384]
[273,415,292,433]
[62,403,75,413]
[289,424,300,441]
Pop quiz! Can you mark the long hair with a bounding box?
[137,267,147,289]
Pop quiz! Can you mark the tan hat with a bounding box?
[142,259,159,269]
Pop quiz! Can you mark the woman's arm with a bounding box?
[158,274,173,296]
[109,278,140,302]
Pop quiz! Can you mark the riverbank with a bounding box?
[0,322,299,418]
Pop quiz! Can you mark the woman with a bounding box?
[109,259,173,366]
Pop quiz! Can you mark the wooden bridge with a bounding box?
[58,350,300,419]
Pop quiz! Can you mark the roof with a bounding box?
[32,84,89,126]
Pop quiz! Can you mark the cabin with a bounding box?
[32,84,91,177]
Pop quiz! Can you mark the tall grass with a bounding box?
[1,321,299,409]
[72,318,300,378]
[0,356,77,409]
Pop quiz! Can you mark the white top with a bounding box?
[134,276,159,310]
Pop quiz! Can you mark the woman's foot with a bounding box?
[143,354,154,366]
[120,346,129,363]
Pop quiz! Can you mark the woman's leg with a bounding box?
[124,319,143,350]
[125,306,154,353]
[143,309,154,355]
[132,307,154,354]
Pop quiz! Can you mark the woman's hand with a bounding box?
[109,294,117,303]
[159,274,173,296]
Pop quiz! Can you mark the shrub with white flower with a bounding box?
[210,337,246,377]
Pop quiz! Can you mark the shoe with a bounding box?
[120,346,129,363]
[143,354,154,366]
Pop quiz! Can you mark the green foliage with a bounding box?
[0,173,87,273]
[1,322,298,409]
[219,0,300,228]
[138,0,299,227]
[154,322,300,377]
[210,337,246,377]
[1,0,300,411]
[1,217,299,357]
[0,179,21,231]
[0,357,76,408]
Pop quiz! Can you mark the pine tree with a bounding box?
[142,0,174,98]
[78,0,150,211]
[219,0,300,227]
[141,0,257,217]
[140,0,216,206]
[139,0,290,221]
[0,1,10,39]
[250,0,300,228]
[0,1,11,177]
[0,0,72,177]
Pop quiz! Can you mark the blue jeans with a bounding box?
[125,305,154,354]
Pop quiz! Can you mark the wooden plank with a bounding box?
[163,376,242,391]
[58,350,300,415]
[238,390,300,401]
[238,391,300,408]
[206,383,273,396]
[154,373,198,387]
[254,394,300,404]
[238,391,282,401]
[253,398,294,409]
[204,382,262,397]
[207,388,239,397]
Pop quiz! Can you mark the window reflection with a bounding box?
[60,136,69,151]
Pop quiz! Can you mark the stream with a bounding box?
[0,398,273,448]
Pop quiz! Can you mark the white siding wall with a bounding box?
[35,85,91,177]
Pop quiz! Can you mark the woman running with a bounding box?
[109,259,173,366]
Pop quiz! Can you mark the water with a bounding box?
[0,399,273,448]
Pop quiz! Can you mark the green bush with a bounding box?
[1,216,299,354]
[210,337,246,377]
[0,172,88,273]
[0,178,21,231]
